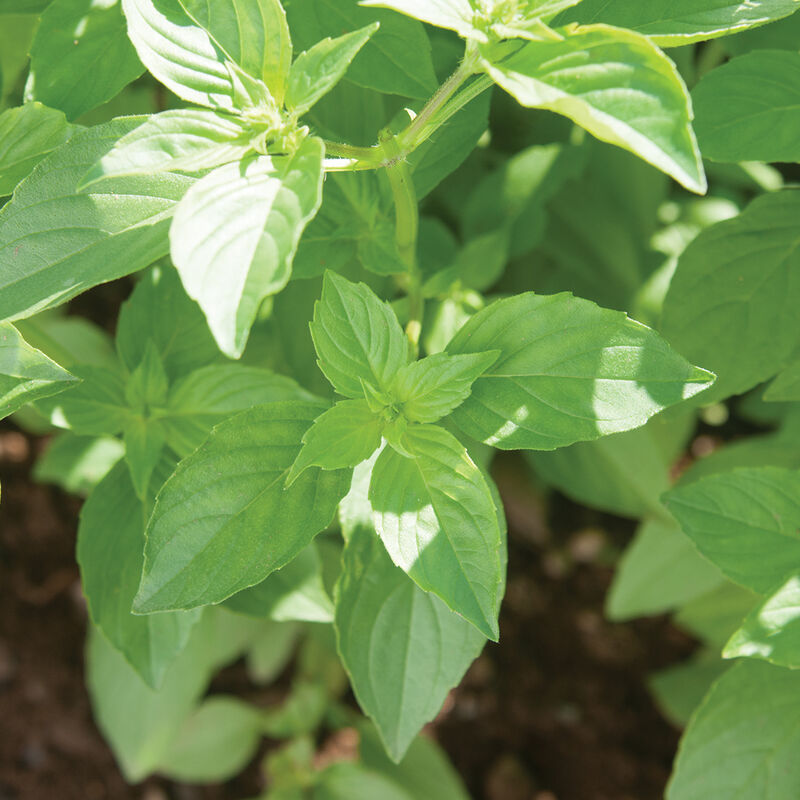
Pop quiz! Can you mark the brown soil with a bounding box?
[0,427,694,800]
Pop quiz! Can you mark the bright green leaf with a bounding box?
[0,322,76,420]
[661,190,800,402]
[480,25,706,193]
[336,522,486,761]
[664,467,800,594]
[26,0,144,120]
[125,340,169,411]
[287,399,384,485]
[0,118,193,323]
[446,292,714,451]
[287,24,377,115]
[392,351,499,424]
[764,361,800,403]
[369,424,503,640]
[692,50,800,164]
[310,271,408,399]
[557,0,800,46]
[667,660,800,799]
[34,433,124,495]
[315,762,414,800]
[0,103,73,197]
[360,0,474,38]
[78,461,201,689]
[170,137,324,358]
[123,417,166,499]
[82,109,254,188]
[134,402,352,613]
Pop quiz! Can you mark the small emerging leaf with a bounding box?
[287,24,378,116]
[286,399,384,485]
[310,271,409,399]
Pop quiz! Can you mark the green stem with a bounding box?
[321,139,381,163]
[381,132,422,355]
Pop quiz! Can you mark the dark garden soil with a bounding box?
[0,427,696,800]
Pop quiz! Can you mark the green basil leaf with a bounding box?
[125,340,169,411]
[286,24,377,115]
[223,543,334,622]
[156,696,263,783]
[0,118,192,323]
[116,264,220,381]
[123,418,166,498]
[310,271,409,399]
[34,433,125,495]
[664,467,800,594]
[692,50,800,164]
[480,25,706,193]
[724,575,800,668]
[661,190,800,402]
[78,461,201,689]
[178,0,291,102]
[335,522,486,761]
[82,109,254,188]
[0,0,51,11]
[171,137,324,358]
[122,0,262,111]
[26,0,144,120]
[134,402,352,613]
[392,351,499,424]
[446,292,714,451]
[162,364,315,456]
[369,425,503,640]
[666,660,800,799]
[557,0,800,46]
[316,762,416,800]
[284,0,437,99]
[0,103,74,197]
[606,517,723,621]
[286,399,384,485]
[0,322,76,419]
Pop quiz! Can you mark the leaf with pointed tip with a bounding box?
[664,467,800,595]
[0,118,193,324]
[666,660,800,799]
[26,0,144,120]
[134,402,352,613]
[479,25,706,193]
[661,191,800,402]
[446,292,714,451]
[556,0,800,47]
[0,103,74,197]
[392,351,499,424]
[170,137,324,358]
[178,0,291,102]
[0,322,77,420]
[369,425,502,640]
[122,0,267,111]
[335,522,486,761]
[692,50,800,164]
[78,461,201,689]
[81,109,254,188]
[161,365,315,457]
[310,271,408,399]
[284,0,437,99]
[287,24,377,115]
[287,399,384,485]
